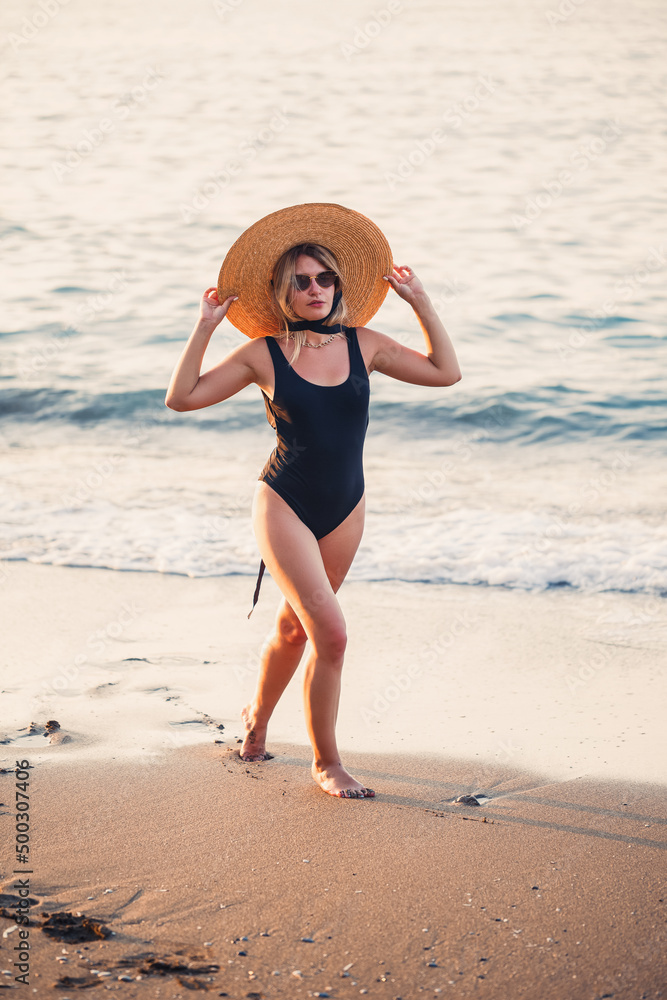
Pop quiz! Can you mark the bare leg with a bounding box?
[240,600,307,761]
[248,483,374,798]
[303,644,372,798]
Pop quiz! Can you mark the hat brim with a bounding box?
[217,203,393,339]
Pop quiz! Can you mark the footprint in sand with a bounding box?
[12,720,73,746]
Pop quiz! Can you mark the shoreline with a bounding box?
[2,560,665,784]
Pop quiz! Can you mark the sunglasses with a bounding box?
[292,270,338,292]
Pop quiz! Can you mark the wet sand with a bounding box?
[1,749,665,998]
[1,562,665,997]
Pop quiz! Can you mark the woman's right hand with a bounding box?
[200,287,238,326]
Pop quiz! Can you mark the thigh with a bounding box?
[252,483,343,643]
[317,490,365,592]
[252,484,365,640]
[276,491,366,640]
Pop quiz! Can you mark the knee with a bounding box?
[313,623,347,662]
[276,610,308,646]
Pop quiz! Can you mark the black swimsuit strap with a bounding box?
[247,559,266,619]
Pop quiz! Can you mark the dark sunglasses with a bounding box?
[292,270,338,292]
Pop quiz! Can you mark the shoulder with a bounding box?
[238,332,294,382]
[206,335,265,389]
[235,333,276,368]
[355,325,391,375]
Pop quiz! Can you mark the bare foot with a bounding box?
[311,760,375,799]
[240,704,274,762]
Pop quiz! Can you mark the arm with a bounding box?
[165,288,255,411]
[369,265,462,387]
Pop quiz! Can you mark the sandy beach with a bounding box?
[1,562,665,998]
[4,0,667,994]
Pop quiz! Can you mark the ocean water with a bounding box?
[2,0,666,596]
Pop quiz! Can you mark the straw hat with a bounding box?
[217,202,393,339]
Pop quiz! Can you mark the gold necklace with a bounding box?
[302,331,340,348]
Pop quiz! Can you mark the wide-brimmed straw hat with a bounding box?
[217,202,393,339]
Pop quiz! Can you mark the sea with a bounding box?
[2,0,666,598]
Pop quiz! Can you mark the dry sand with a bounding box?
[1,562,665,998]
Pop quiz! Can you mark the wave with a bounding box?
[2,500,666,597]
[1,384,664,445]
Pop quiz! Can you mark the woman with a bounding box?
[165,203,461,799]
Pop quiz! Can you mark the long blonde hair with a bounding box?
[270,243,348,366]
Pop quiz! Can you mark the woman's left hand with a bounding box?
[383,265,426,305]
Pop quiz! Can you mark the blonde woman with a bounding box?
[166,204,461,799]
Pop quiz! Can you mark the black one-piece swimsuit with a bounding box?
[247,327,370,616]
